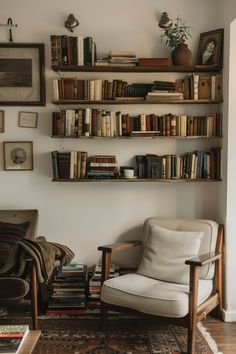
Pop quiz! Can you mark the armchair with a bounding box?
[0,209,39,329]
[98,216,224,354]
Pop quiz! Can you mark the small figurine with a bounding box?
[64,14,79,33]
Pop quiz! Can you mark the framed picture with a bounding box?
[19,111,38,128]
[0,43,45,106]
[196,28,224,66]
[3,141,33,170]
[0,110,4,132]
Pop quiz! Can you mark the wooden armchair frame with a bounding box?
[98,224,224,354]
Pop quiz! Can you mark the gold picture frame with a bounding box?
[0,43,45,106]
[3,141,33,171]
[18,111,38,128]
[0,110,4,132]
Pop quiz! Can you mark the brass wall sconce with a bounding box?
[158,12,172,29]
[64,14,79,33]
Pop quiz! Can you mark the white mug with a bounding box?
[124,169,134,178]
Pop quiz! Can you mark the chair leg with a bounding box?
[187,265,200,354]
[100,302,108,330]
[30,262,38,330]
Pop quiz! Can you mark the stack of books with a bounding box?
[146,80,184,100]
[51,150,87,179]
[87,263,120,315]
[47,263,88,315]
[0,325,29,354]
[108,50,138,66]
[87,155,119,178]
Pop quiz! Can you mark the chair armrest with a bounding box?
[185,251,221,267]
[98,241,141,283]
[98,240,141,254]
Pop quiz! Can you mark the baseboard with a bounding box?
[222,309,236,322]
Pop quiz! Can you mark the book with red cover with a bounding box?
[138,58,169,66]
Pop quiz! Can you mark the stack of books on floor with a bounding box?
[0,325,29,354]
[87,263,120,316]
[87,155,119,178]
[47,263,88,315]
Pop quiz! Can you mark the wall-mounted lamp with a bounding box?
[158,12,172,29]
[64,14,79,33]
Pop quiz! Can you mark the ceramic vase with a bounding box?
[171,43,192,65]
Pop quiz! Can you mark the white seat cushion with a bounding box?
[101,273,213,318]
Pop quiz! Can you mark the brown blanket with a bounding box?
[0,236,74,283]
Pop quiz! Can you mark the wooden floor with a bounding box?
[204,316,236,353]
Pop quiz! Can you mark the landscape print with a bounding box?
[0,58,32,87]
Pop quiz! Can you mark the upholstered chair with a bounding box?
[98,216,224,354]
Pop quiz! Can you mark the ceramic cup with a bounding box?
[124,169,134,178]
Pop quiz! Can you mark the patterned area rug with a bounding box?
[32,323,216,354]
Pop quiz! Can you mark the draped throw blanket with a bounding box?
[0,236,74,283]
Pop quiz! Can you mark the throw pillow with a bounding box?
[137,224,204,284]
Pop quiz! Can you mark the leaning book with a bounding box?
[0,325,29,354]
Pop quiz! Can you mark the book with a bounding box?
[0,325,29,354]
[138,58,169,66]
[198,76,211,99]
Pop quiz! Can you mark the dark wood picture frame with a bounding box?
[196,28,224,66]
[3,141,33,171]
[0,110,4,132]
[0,43,45,106]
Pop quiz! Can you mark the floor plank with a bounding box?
[204,316,236,353]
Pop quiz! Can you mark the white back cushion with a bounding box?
[137,224,204,284]
[143,217,219,279]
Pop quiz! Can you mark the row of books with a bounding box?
[47,263,88,313]
[176,73,223,101]
[52,109,222,138]
[52,78,152,101]
[52,152,119,180]
[136,148,221,180]
[51,149,221,180]
[50,34,96,66]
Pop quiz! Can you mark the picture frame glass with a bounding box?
[4,141,33,170]
[0,44,45,106]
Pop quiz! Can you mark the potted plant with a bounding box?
[159,15,192,65]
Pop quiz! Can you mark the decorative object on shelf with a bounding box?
[64,14,79,33]
[0,17,17,42]
[158,12,172,29]
[18,111,38,128]
[3,141,33,171]
[0,110,4,132]
[159,15,192,65]
[196,28,224,66]
[0,43,45,106]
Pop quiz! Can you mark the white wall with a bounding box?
[215,0,236,321]
[0,2,225,271]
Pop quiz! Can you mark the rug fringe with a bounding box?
[197,323,223,354]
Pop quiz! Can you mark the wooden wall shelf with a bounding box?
[52,178,222,183]
[52,99,222,105]
[51,135,221,140]
[51,64,222,73]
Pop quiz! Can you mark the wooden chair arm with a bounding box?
[185,252,221,267]
[98,241,141,283]
[98,240,141,254]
